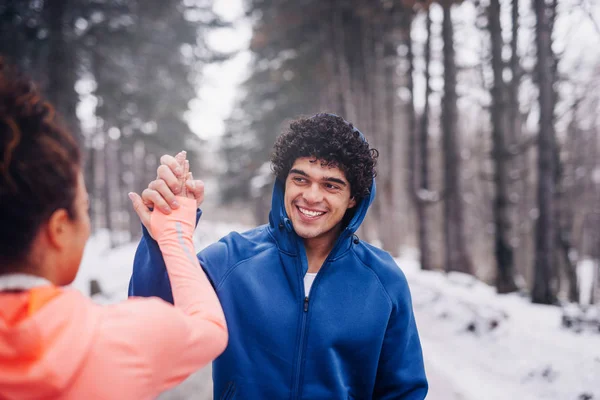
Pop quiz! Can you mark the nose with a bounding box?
[302,183,323,204]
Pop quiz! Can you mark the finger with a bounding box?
[142,197,154,210]
[156,165,181,194]
[175,152,186,186]
[183,172,194,199]
[160,154,184,177]
[178,159,190,196]
[185,178,205,208]
[175,151,187,166]
[183,160,190,192]
[149,179,180,209]
[141,188,172,214]
[128,192,151,231]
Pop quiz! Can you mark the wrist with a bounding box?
[151,197,197,239]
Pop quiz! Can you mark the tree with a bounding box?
[410,8,434,271]
[44,0,79,141]
[79,0,220,242]
[488,0,518,293]
[441,1,473,274]
[532,0,558,304]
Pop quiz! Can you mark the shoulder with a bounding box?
[351,241,412,306]
[200,224,273,259]
[197,225,276,281]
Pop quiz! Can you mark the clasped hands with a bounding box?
[128,151,204,239]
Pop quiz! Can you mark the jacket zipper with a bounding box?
[292,296,309,399]
[291,230,351,399]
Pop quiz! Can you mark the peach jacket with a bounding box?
[0,197,227,399]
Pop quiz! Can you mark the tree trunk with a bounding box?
[44,0,79,142]
[507,0,520,144]
[128,140,145,240]
[489,0,518,293]
[415,9,433,271]
[102,135,115,247]
[558,216,579,302]
[359,16,374,151]
[354,15,378,243]
[372,18,389,246]
[379,7,403,257]
[332,4,356,122]
[508,0,531,285]
[393,7,414,253]
[115,140,127,245]
[532,0,558,304]
[441,3,473,274]
[0,2,28,66]
[85,144,97,232]
[320,44,337,112]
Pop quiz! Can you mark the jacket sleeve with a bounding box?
[128,210,236,301]
[373,272,428,399]
[111,198,227,393]
[99,198,228,398]
[128,209,203,303]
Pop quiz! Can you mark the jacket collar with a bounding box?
[0,274,53,292]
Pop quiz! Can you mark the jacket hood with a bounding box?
[268,116,376,253]
[0,287,97,399]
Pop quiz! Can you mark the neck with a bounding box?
[3,244,59,286]
[303,226,342,273]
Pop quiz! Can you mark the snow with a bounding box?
[72,223,600,399]
[400,254,600,400]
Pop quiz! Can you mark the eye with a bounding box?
[292,177,307,184]
[324,183,340,191]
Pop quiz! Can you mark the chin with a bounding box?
[296,231,318,240]
[294,226,324,240]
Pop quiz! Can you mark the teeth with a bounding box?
[299,207,324,217]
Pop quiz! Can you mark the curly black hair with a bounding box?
[271,113,378,201]
[0,59,81,268]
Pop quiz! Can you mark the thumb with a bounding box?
[185,177,204,208]
[128,192,152,236]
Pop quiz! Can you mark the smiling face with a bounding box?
[284,157,357,245]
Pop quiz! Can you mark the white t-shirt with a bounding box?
[304,272,317,297]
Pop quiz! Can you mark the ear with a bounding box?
[45,208,71,250]
[348,197,357,209]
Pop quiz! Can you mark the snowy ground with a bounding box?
[72,224,600,400]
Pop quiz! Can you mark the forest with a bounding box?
[2,0,599,306]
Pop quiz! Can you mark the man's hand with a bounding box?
[128,151,204,238]
[140,151,205,212]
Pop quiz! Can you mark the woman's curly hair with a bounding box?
[271,113,378,200]
[0,59,81,268]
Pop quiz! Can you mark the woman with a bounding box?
[0,61,227,399]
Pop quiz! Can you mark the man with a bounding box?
[129,113,428,399]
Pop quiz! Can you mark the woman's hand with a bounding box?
[128,151,198,237]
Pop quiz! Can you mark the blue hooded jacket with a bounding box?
[129,143,428,400]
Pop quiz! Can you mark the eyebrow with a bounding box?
[289,168,347,187]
